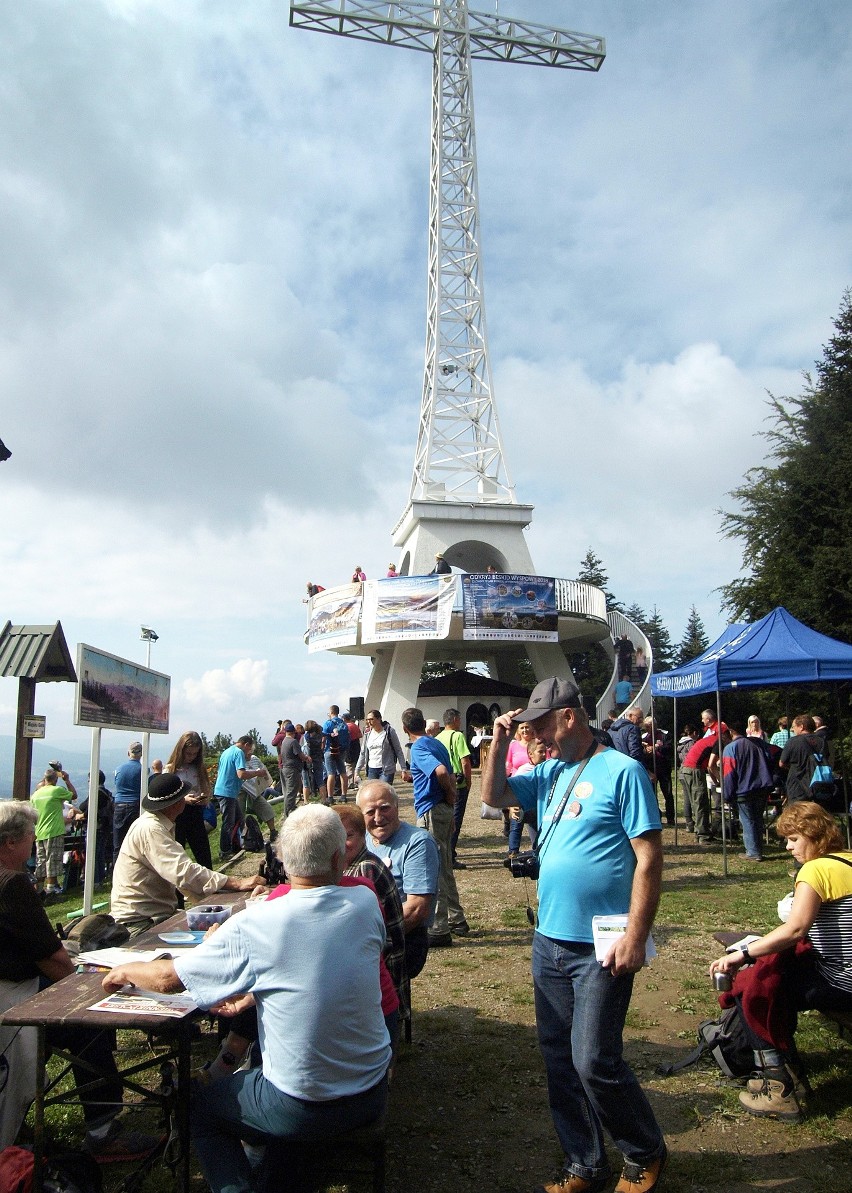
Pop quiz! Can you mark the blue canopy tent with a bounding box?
[651,607,852,696]
[651,608,852,871]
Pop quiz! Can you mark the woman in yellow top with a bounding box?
[710,801,852,1120]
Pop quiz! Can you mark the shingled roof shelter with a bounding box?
[0,622,77,800]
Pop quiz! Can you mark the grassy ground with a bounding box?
[33,782,852,1192]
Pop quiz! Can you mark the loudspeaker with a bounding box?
[349,696,365,722]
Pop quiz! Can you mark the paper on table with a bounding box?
[75,947,194,968]
[726,934,761,953]
[591,915,657,965]
[88,989,198,1018]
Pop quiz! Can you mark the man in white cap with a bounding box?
[482,677,666,1193]
[110,773,266,936]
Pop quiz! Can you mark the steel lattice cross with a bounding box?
[290,2,605,505]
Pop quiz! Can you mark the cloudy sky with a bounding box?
[1,0,849,758]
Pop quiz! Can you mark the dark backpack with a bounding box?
[657,1005,752,1079]
[61,913,130,956]
[809,747,835,798]
[241,815,264,853]
[260,841,285,887]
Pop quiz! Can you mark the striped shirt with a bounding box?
[798,852,852,993]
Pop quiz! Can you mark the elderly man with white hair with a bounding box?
[103,804,391,1193]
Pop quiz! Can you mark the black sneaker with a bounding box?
[452,858,467,870]
[427,932,454,948]
[450,920,470,937]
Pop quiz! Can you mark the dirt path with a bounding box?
[232,780,852,1192]
[383,782,852,1193]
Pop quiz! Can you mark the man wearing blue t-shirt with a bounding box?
[113,741,144,861]
[357,779,439,980]
[482,677,666,1193]
[213,736,264,859]
[402,707,468,946]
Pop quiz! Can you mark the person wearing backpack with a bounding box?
[322,705,351,804]
[710,801,852,1122]
[778,714,831,805]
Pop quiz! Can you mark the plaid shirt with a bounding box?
[346,844,409,1018]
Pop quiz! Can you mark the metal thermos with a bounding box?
[713,972,732,993]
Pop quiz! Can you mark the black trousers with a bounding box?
[174,804,213,869]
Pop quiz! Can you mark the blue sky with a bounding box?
[1,0,850,761]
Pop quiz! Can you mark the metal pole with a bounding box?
[834,685,851,848]
[82,728,101,915]
[716,688,728,877]
[672,697,679,848]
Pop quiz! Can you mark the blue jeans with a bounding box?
[191,1068,388,1193]
[366,767,396,784]
[218,796,242,857]
[738,790,768,858]
[451,785,469,858]
[532,933,664,1180]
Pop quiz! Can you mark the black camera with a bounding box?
[504,850,540,880]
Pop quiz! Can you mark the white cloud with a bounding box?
[0,0,849,753]
[182,658,270,712]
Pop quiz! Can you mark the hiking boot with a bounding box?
[427,932,453,948]
[614,1147,667,1193]
[746,1064,810,1101]
[738,1069,803,1121]
[450,920,470,937]
[533,1173,610,1193]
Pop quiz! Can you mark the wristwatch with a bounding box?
[740,942,752,963]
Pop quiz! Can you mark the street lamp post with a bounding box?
[138,626,159,804]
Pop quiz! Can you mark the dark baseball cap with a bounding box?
[510,677,583,723]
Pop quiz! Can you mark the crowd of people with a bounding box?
[1,682,850,1193]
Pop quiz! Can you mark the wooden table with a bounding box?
[4,892,254,1191]
[2,953,206,1191]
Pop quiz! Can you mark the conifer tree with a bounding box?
[720,291,852,641]
[677,605,710,665]
[576,548,623,612]
[642,606,675,673]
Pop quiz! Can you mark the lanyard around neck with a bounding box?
[535,739,599,861]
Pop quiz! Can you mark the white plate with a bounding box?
[158,931,197,945]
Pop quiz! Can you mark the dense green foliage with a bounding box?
[720,290,852,643]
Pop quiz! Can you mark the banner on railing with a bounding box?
[307,584,363,653]
[462,574,558,641]
[361,575,455,643]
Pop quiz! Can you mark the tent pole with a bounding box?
[672,698,679,848]
[835,685,851,848]
[716,688,728,877]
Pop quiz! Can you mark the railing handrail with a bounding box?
[594,610,654,725]
[306,574,608,632]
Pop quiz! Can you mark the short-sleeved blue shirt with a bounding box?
[213,744,247,799]
[508,749,661,942]
[369,822,439,927]
[409,735,452,817]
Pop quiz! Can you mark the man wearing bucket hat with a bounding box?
[482,677,667,1193]
[110,773,266,936]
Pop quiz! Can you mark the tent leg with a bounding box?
[716,688,728,878]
